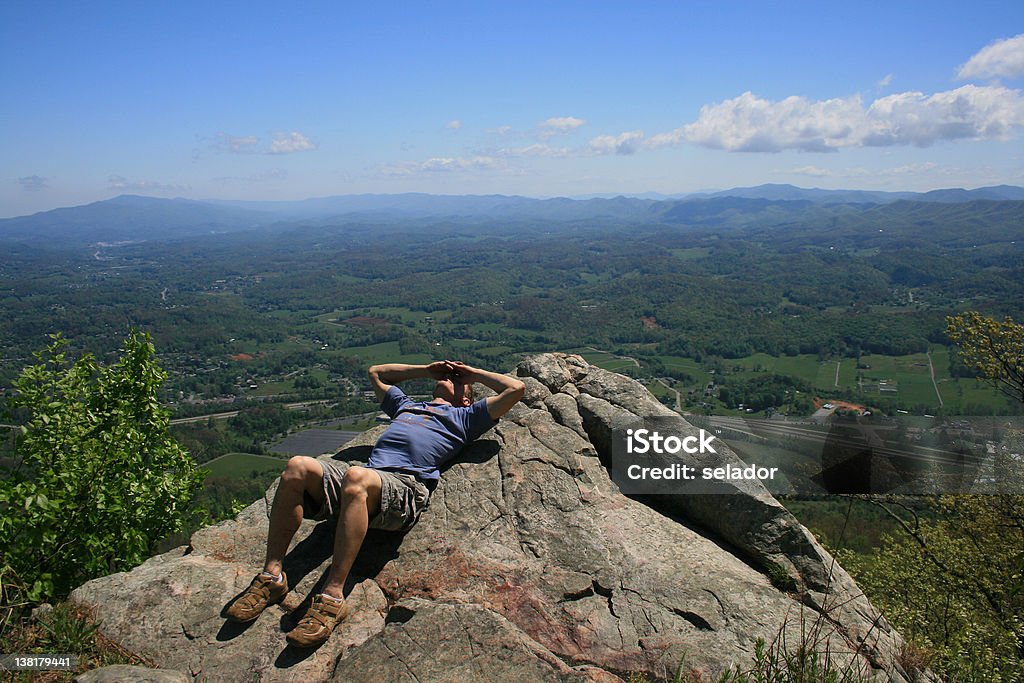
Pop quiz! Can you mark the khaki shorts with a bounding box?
[302,460,431,532]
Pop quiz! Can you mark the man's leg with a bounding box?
[264,456,327,576]
[285,465,383,647]
[321,466,382,599]
[226,456,324,624]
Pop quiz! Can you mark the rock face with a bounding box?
[70,354,933,682]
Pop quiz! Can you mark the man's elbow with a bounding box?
[509,379,526,403]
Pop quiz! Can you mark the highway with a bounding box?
[706,415,979,470]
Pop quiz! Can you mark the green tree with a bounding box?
[946,311,1024,404]
[841,311,1024,681]
[0,330,204,601]
[844,489,1024,682]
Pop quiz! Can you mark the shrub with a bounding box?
[0,330,204,602]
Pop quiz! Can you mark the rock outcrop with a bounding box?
[70,354,933,682]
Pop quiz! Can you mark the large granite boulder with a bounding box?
[70,353,934,682]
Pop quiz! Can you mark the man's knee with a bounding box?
[341,467,383,518]
[280,456,323,492]
[341,466,374,499]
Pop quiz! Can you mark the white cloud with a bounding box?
[108,175,190,192]
[587,130,644,155]
[681,92,865,152]
[18,175,49,191]
[864,85,1024,146]
[645,127,686,150]
[212,132,315,154]
[214,169,289,183]
[489,143,572,158]
[957,34,1024,80]
[269,131,316,154]
[217,133,260,153]
[492,125,514,136]
[876,161,939,176]
[777,161,940,179]
[380,156,505,175]
[878,74,893,88]
[676,85,1024,152]
[785,165,834,177]
[538,116,586,138]
[446,119,463,130]
[481,118,586,143]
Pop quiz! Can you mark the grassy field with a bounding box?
[856,351,939,406]
[646,379,677,403]
[476,345,516,356]
[691,345,1014,414]
[654,355,713,385]
[557,345,1014,414]
[201,452,286,479]
[318,306,450,325]
[338,340,433,366]
[730,353,827,386]
[249,367,330,397]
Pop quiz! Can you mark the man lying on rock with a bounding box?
[225,360,525,647]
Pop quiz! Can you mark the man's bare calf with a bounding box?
[263,456,326,578]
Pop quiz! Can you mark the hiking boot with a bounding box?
[225,571,288,623]
[285,593,349,647]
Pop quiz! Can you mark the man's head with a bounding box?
[432,377,474,407]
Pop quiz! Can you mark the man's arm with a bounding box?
[367,361,452,403]
[448,361,526,420]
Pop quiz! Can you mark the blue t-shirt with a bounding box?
[366,386,497,485]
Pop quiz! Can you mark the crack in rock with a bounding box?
[703,588,729,625]
[668,608,714,632]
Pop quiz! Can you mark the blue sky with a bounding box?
[3,1,1024,217]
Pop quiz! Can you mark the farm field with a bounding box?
[337,340,433,366]
[725,346,1013,414]
[202,452,286,479]
[318,306,449,325]
[731,353,830,387]
[654,355,713,385]
[249,367,330,397]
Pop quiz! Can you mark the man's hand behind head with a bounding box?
[427,360,456,381]
[446,361,483,384]
[444,361,526,420]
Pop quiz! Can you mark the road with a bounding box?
[169,400,343,425]
[927,350,944,407]
[170,410,241,425]
[707,415,970,469]
[654,377,682,412]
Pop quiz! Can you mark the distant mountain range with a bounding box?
[695,183,1024,204]
[2,184,1023,245]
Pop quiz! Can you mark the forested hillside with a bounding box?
[1,195,1022,423]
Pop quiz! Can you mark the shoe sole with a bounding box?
[225,592,286,623]
[286,628,329,648]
